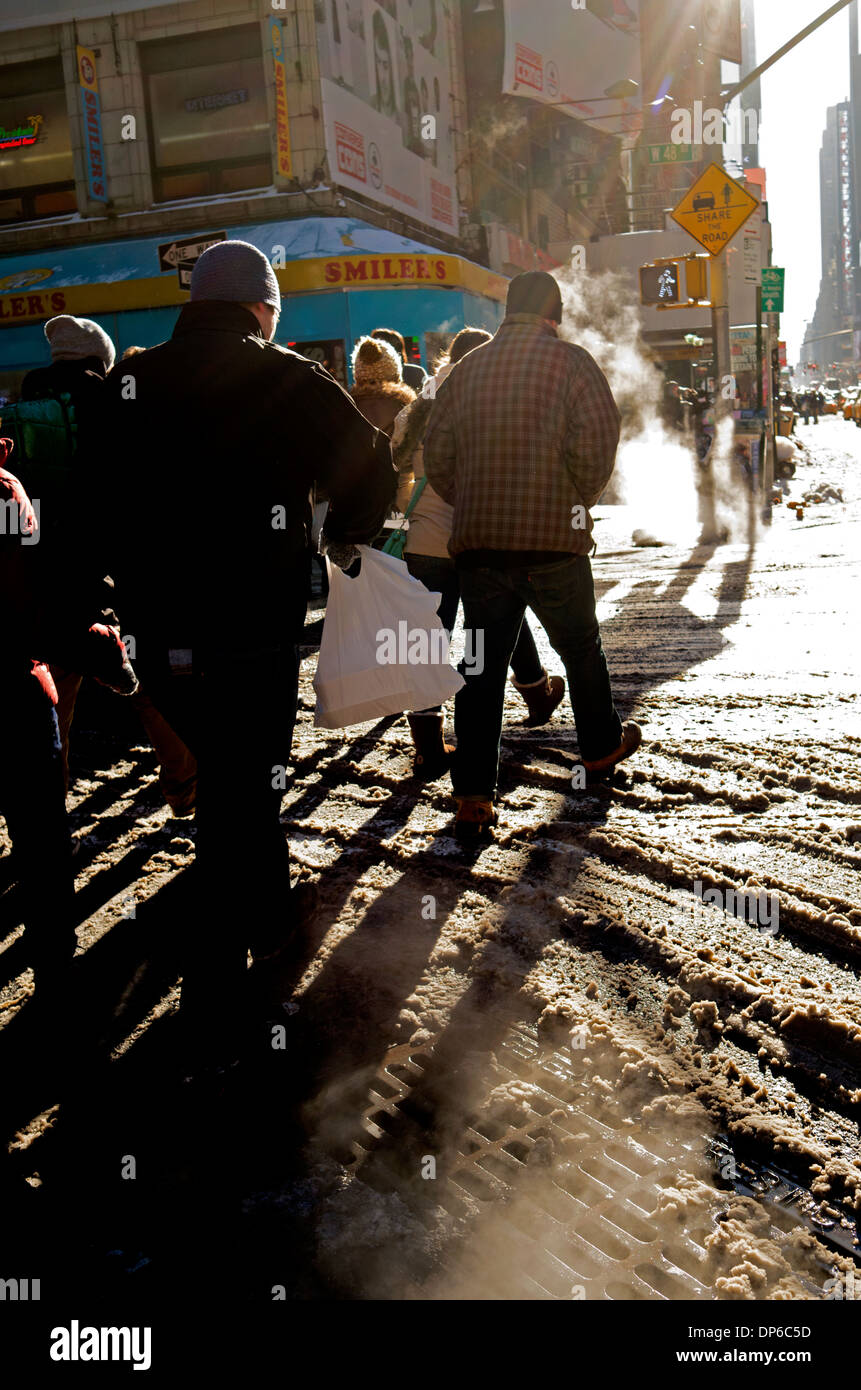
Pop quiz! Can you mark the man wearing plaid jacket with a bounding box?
[423,270,641,838]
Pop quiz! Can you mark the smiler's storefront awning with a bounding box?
[0,216,506,372]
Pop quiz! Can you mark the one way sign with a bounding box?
[157,232,226,274]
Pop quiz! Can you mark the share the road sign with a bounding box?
[761,267,785,313]
[671,163,759,257]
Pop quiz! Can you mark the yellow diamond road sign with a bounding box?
[670,162,759,258]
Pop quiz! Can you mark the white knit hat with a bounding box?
[44,315,116,370]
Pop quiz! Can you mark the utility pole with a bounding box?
[710,249,732,436]
[718,0,855,519]
[721,0,853,105]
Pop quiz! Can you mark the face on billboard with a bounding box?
[315,0,457,231]
[372,9,397,117]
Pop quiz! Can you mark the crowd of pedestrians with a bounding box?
[0,241,640,1070]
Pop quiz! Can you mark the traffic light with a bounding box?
[685,255,709,301]
[640,255,710,306]
[640,261,681,304]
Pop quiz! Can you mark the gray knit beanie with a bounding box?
[45,315,116,370]
[190,239,281,310]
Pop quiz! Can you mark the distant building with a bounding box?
[802,99,857,377]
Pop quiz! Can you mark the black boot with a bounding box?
[407,713,454,780]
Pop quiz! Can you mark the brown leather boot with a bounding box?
[407,713,454,780]
[582,721,643,776]
[453,796,498,841]
[511,670,566,726]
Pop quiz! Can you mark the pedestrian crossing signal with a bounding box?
[640,262,680,305]
[640,256,710,307]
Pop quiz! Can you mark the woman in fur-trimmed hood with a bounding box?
[349,336,416,436]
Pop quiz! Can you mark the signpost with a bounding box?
[158,232,226,290]
[671,164,760,505]
[761,267,785,313]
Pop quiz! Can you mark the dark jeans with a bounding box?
[141,644,300,1050]
[0,677,75,978]
[453,556,622,798]
[405,552,544,715]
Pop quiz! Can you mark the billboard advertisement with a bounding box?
[501,0,642,143]
[315,0,458,235]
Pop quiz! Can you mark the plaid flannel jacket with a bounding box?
[422,314,620,557]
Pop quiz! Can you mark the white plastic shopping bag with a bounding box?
[313,544,464,729]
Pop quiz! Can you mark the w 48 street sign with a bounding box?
[761,267,785,313]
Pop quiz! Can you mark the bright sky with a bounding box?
[755,0,852,364]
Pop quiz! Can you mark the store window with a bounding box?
[142,26,272,203]
[0,57,76,225]
[285,339,347,387]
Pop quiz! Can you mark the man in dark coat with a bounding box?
[0,443,137,1006]
[21,313,114,422]
[87,240,396,1067]
[19,315,117,775]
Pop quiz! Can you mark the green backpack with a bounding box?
[1,392,77,532]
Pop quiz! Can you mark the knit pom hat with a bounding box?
[190,239,281,310]
[351,335,403,386]
[44,315,116,370]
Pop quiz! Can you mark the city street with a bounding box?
[2,416,857,1302]
[1,0,861,1345]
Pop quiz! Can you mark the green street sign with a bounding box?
[648,143,694,164]
[761,266,785,313]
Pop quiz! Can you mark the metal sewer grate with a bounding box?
[337,1023,836,1300]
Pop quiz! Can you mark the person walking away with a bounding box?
[392,327,564,777]
[18,317,195,814]
[87,240,396,1069]
[371,326,427,391]
[18,316,116,781]
[350,335,415,435]
[423,270,641,839]
[0,445,137,1010]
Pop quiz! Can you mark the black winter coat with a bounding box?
[85,301,396,667]
[21,355,108,440]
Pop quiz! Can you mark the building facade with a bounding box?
[802,99,858,379]
[0,0,507,394]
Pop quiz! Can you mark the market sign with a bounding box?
[0,115,43,150]
[670,162,758,257]
[270,19,292,179]
[77,45,108,203]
